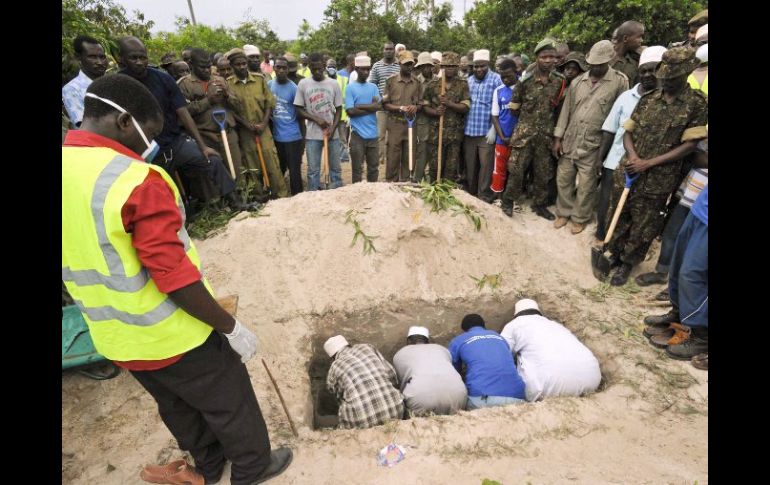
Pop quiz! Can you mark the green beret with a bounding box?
[534,38,557,55]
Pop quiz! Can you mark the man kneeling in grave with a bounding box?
[392,326,468,416]
[324,335,405,429]
[500,299,602,401]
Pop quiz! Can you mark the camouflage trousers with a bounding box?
[501,135,554,208]
[606,172,669,266]
[426,139,461,183]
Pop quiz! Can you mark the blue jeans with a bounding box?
[305,138,343,191]
[668,212,708,328]
[467,395,526,410]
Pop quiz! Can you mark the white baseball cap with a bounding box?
[514,298,540,316]
[407,326,430,338]
[324,335,349,358]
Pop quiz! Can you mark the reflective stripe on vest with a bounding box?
[62,147,212,361]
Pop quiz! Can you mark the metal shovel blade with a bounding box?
[591,246,611,282]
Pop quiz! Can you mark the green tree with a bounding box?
[144,24,239,62]
[466,0,707,55]
[233,10,290,55]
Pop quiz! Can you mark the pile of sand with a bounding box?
[62,183,707,484]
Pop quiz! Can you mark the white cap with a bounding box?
[407,326,430,338]
[696,24,708,41]
[324,335,349,358]
[430,51,442,63]
[243,44,260,56]
[514,298,540,316]
[355,55,371,67]
[473,49,490,62]
[696,44,708,64]
[395,43,406,52]
[638,45,667,67]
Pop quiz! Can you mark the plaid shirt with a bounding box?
[465,70,503,136]
[327,344,404,429]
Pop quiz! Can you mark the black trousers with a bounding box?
[130,332,271,485]
[159,135,236,202]
[595,167,615,240]
[275,140,304,195]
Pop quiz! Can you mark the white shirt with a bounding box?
[601,83,644,170]
[500,314,601,401]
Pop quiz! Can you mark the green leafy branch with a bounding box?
[411,180,485,231]
[345,209,378,255]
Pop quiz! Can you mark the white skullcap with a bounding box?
[514,298,540,316]
[395,43,406,52]
[696,44,708,64]
[430,51,442,63]
[473,49,490,62]
[355,55,371,67]
[696,24,708,41]
[243,44,260,56]
[407,326,430,338]
[638,45,667,66]
[324,335,349,358]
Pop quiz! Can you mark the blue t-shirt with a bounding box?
[345,81,380,140]
[491,83,519,145]
[268,79,303,142]
[690,184,708,226]
[119,67,186,151]
[448,326,526,399]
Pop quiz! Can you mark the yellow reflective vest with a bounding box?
[62,146,212,361]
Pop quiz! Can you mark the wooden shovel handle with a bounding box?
[604,187,630,244]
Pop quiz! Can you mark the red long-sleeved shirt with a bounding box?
[64,130,202,370]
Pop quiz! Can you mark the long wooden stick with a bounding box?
[437,76,446,182]
[261,358,298,437]
[322,134,330,187]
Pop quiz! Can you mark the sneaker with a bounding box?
[532,205,556,221]
[250,447,293,484]
[643,309,679,326]
[666,327,708,360]
[610,263,632,286]
[570,221,587,234]
[554,217,569,229]
[691,353,708,370]
[635,271,668,286]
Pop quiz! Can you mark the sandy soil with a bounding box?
[62,169,707,485]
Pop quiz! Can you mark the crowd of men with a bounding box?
[61,8,707,482]
[324,298,601,429]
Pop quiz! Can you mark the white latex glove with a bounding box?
[224,319,257,363]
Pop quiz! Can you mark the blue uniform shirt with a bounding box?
[448,326,526,399]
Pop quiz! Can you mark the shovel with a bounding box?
[403,112,416,181]
[211,109,237,180]
[255,135,273,199]
[591,171,639,281]
[321,133,331,189]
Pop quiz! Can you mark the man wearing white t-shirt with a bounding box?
[500,299,601,402]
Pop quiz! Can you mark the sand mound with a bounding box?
[62,182,707,484]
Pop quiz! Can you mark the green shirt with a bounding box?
[422,77,471,143]
[509,70,565,146]
[227,72,276,124]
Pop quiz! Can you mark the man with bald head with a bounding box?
[611,21,645,84]
[117,36,244,210]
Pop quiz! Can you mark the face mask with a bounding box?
[85,92,160,162]
[326,67,337,76]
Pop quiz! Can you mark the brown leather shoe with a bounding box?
[140,460,204,485]
[570,221,586,234]
[691,353,708,370]
[554,217,569,229]
[649,323,690,349]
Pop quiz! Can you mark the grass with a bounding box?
[470,273,503,291]
[345,209,378,255]
[187,204,263,240]
[583,281,643,303]
[407,180,485,231]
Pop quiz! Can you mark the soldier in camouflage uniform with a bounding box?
[422,52,470,183]
[414,52,438,182]
[500,39,566,218]
[605,47,708,286]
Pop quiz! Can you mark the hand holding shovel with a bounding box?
[211,109,236,180]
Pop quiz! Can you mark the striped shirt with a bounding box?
[327,344,404,429]
[369,59,401,96]
[465,70,503,136]
[62,70,95,128]
[677,168,708,209]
